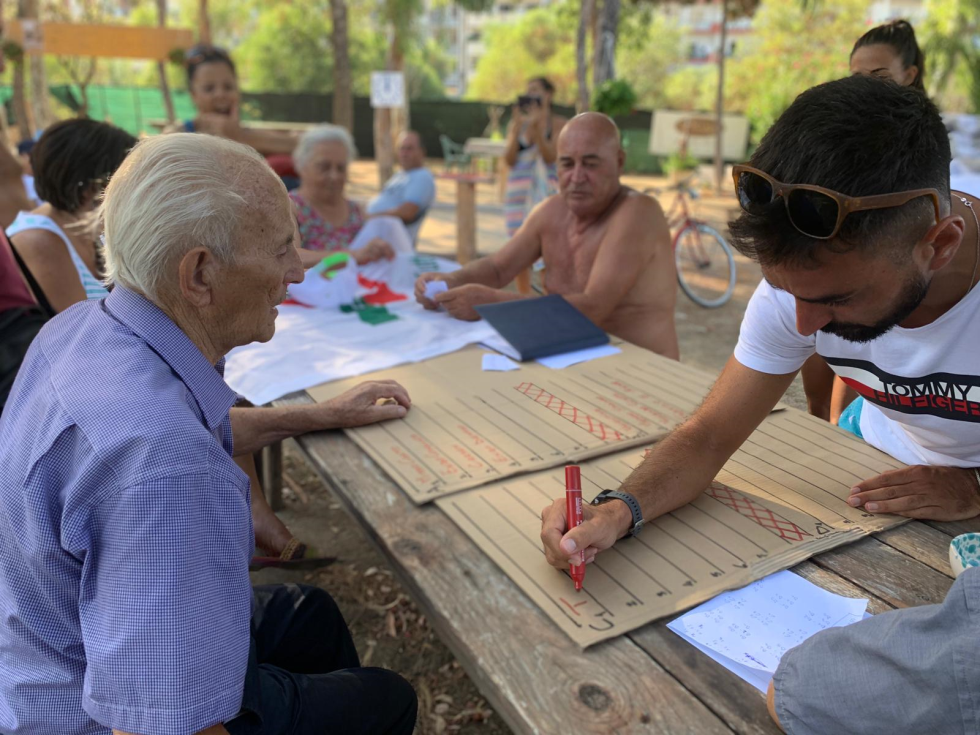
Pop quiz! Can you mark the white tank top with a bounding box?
[7,212,108,300]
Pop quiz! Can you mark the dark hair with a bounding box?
[851,19,925,92]
[32,119,137,213]
[729,75,950,268]
[185,44,236,86]
[528,76,555,95]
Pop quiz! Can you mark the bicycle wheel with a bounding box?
[674,221,737,308]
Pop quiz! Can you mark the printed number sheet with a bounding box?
[437,408,908,647]
[308,342,717,504]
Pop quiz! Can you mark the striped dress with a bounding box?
[7,212,107,300]
[504,128,558,238]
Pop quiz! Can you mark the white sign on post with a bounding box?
[20,20,43,52]
[370,72,405,109]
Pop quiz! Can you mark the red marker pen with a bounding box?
[565,465,585,591]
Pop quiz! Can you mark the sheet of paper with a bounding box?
[224,255,500,405]
[437,408,906,647]
[480,331,522,361]
[669,609,873,694]
[667,570,868,691]
[309,342,720,503]
[536,345,622,369]
[482,353,520,372]
[424,280,449,300]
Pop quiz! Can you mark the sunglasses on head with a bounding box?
[732,165,941,240]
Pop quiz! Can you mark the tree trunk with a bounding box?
[713,0,728,193]
[19,0,51,130]
[329,0,353,131]
[11,58,33,140]
[157,0,176,123]
[592,0,618,90]
[199,0,211,44]
[576,0,594,111]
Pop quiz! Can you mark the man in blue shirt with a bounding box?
[367,130,436,243]
[0,133,417,734]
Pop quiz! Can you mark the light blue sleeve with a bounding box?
[774,568,980,735]
[79,470,253,735]
[403,170,436,210]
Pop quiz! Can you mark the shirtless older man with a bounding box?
[414,112,678,358]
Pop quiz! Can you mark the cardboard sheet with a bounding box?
[437,408,907,647]
[308,342,718,503]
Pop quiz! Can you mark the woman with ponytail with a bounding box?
[850,19,925,91]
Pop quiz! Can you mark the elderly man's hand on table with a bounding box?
[848,465,980,520]
[320,380,411,427]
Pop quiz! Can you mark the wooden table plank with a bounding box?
[873,523,955,578]
[282,397,736,734]
[924,517,980,538]
[811,536,953,608]
[790,560,894,615]
[629,624,780,735]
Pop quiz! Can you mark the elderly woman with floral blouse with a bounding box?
[290,125,408,268]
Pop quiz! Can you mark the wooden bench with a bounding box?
[274,391,975,734]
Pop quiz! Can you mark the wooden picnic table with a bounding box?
[273,391,976,734]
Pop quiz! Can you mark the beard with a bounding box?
[820,272,930,343]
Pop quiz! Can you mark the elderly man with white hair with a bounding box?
[0,134,418,735]
[290,124,413,268]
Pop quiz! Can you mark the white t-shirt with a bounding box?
[734,278,980,467]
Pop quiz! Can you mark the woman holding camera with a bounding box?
[503,77,567,239]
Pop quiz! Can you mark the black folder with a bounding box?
[475,295,609,361]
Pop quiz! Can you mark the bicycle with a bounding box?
[644,175,737,308]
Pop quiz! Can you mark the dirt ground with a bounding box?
[252,163,809,734]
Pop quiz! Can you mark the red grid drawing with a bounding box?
[706,482,811,542]
[514,383,625,441]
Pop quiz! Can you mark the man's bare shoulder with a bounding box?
[526,193,568,227]
[615,187,667,219]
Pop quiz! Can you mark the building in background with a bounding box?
[423,0,928,97]
[660,0,926,67]
[420,0,555,98]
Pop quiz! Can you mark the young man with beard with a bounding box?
[540,76,980,734]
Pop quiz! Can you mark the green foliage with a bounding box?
[235,3,334,93]
[663,150,699,176]
[921,0,980,113]
[592,79,637,117]
[616,8,685,110]
[723,0,867,142]
[464,4,579,105]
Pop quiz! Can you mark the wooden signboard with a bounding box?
[5,21,193,61]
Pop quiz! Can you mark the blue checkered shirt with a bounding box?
[0,286,253,735]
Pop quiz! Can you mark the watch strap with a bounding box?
[591,489,644,537]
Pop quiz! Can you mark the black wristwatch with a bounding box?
[591,489,644,537]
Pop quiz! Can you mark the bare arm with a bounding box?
[0,145,32,230]
[529,114,564,165]
[767,681,785,731]
[368,201,421,225]
[503,108,522,167]
[455,204,546,289]
[235,127,300,157]
[11,230,89,313]
[229,380,411,456]
[413,204,547,314]
[562,195,669,325]
[541,357,796,566]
